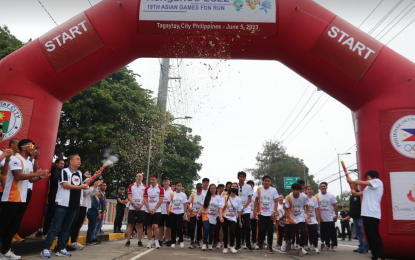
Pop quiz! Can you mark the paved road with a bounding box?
[22,238,393,260]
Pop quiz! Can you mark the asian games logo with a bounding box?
[0,101,23,141]
[390,115,415,159]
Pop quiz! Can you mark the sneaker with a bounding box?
[35,231,43,238]
[138,241,143,247]
[71,242,84,250]
[281,241,287,252]
[304,245,309,251]
[268,247,274,254]
[41,249,51,259]
[235,245,241,250]
[195,241,201,248]
[258,242,263,250]
[202,244,207,251]
[158,240,163,247]
[146,240,153,248]
[56,249,71,257]
[125,241,130,247]
[360,249,369,254]
[298,248,305,256]
[155,240,160,249]
[332,246,338,252]
[65,245,76,251]
[353,248,361,253]
[321,243,325,250]
[230,247,237,254]
[287,241,292,251]
[341,239,345,241]
[246,243,253,251]
[243,244,247,249]
[322,245,331,251]
[171,244,175,248]
[223,248,228,254]
[295,244,299,250]
[0,250,21,260]
[143,235,148,239]
[180,242,184,248]
[92,239,101,244]
[315,248,320,254]
[253,243,259,250]
[302,248,309,255]
[99,231,105,235]
[208,245,213,250]
[86,241,96,245]
[165,241,172,247]
[216,242,222,249]
[212,243,217,247]
[189,242,195,249]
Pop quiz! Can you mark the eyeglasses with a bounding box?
[21,144,35,149]
[136,175,143,178]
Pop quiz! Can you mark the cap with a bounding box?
[119,187,125,190]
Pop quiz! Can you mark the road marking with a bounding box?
[338,244,357,248]
[129,248,154,260]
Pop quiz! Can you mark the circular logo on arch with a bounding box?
[0,101,23,141]
[390,115,415,159]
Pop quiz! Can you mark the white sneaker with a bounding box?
[281,241,287,252]
[0,249,21,260]
[254,243,259,250]
[223,248,228,254]
[230,247,237,254]
[171,244,175,248]
[332,246,338,252]
[180,242,184,249]
[243,244,247,249]
[155,240,160,249]
[146,240,153,248]
[216,242,222,249]
[202,244,207,251]
[71,242,84,250]
[304,245,309,251]
[208,245,213,250]
[143,235,148,239]
[298,248,305,257]
[302,248,309,255]
[315,248,320,254]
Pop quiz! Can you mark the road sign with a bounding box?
[284,177,300,189]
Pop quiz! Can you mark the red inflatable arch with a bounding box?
[0,0,414,257]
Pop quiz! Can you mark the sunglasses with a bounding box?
[21,144,35,149]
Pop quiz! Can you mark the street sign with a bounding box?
[284,177,300,189]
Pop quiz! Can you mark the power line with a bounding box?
[386,17,415,45]
[379,3,415,41]
[359,0,384,28]
[311,144,356,176]
[88,0,93,7]
[368,0,403,35]
[38,0,58,26]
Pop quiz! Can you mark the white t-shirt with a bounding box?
[161,187,173,214]
[238,183,253,214]
[168,191,188,215]
[306,196,319,225]
[188,192,205,216]
[316,192,338,222]
[250,193,256,219]
[277,203,286,226]
[255,186,279,217]
[223,195,243,222]
[285,193,308,224]
[2,154,33,203]
[202,195,224,225]
[201,189,208,196]
[144,185,164,213]
[361,179,384,219]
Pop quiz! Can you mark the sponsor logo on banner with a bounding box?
[390,172,415,220]
[39,12,105,73]
[138,0,277,36]
[311,16,383,81]
[390,115,415,159]
[0,101,23,141]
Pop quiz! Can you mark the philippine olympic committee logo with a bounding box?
[0,101,23,141]
[390,115,415,159]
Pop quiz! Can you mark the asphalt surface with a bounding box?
[21,235,398,260]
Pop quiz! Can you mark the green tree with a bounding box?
[0,25,29,60]
[247,140,319,195]
[336,190,352,209]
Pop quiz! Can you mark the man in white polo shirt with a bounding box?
[143,174,164,249]
[347,170,385,260]
[236,171,254,251]
[159,178,173,246]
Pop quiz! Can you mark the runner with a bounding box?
[284,183,310,256]
[188,183,204,249]
[277,194,287,250]
[347,171,385,260]
[213,184,225,248]
[316,182,339,252]
[306,185,320,254]
[159,178,173,246]
[247,180,259,250]
[225,181,232,196]
[196,184,224,251]
[143,174,164,249]
[221,182,243,254]
[114,187,128,233]
[236,171,253,251]
[201,178,209,196]
[125,173,147,247]
[166,181,188,248]
[253,175,279,254]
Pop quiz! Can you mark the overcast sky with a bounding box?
[1,0,415,197]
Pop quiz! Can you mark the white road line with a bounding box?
[129,248,154,260]
[338,244,358,248]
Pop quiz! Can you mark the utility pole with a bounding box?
[146,128,153,186]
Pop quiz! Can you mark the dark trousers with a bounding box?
[362,216,385,260]
[169,213,184,243]
[341,221,351,239]
[290,224,300,244]
[0,202,28,253]
[43,203,56,235]
[70,206,87,243]
[26,189,32,204]
[86,214,98,242]
[221,218,236,248]
[307,224,318,247]
[286,222,306,247]
[189,216,203,241]
[277,225,286,246]
[250,219,257,244]
[320,221,337,246]
[43,206,77,251]
[203,221,215,245]
[258,215,274,247]
[235,213,251,246]
[214,218,221,243]
[114,207,125,231]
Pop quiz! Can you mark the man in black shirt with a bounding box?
[340,205,351,241]
[349,184,368,253]
[114,187,128,233]
[43,158,65,236]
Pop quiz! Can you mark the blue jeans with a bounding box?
[353,218,368,250]
[94,214,104,239]
[43,206,77,251]
[203,221,215,245]
[87,214,98,242]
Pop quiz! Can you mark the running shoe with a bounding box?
[304,245,309,251]
[216,242,222,249]
[13,234,25,242]
[65,245,76,251]
[143,235,148,239]
[360,249,369,254]
[230,247,237,254]
[35,231,43,238]
[155,240,160,249]
[56,249,71,257]
[302,248,308,255]
[71,242,84,250]
[287,241,292,251]
[41,249,51,259]
[298,248,305,257]
[0,250,21,260]
[353,248,361,253]
[258,242,263,250]
[321,243,325,250]
[146,240,152,248]
[138,241,143,247]
[243,244,247,249]
[189,242,195,249]
[281,241,287,252]
[332,246,338,252]
[195,241,201,248]
[165,241,172,247]
[208,245,213,250]
[223,248,228,254]
[253,243,259,250]
[202,244,207,251]
[171,244,176,248]
[212,243,217,248]
[180,242,184,249]
[246,243,253,252]
[268,247,274,254]
[235,245,241,250]
[125,241,130,247]
[159,240,163,247]
[315,248,320,254]
[92,239,101,244]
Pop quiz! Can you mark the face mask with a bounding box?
[231,188,238,194]
[176,187,182,191]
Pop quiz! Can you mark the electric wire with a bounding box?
[386,16,415,45]
[359,0,384,28]
[88,0,92,7]
[37,0,58,26]
[378,3,415,41]
[368,0,403,35]
[311,144,356,176]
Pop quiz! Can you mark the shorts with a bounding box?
[145,212,161,226]
[128,210,146,225]
[159,214,171,228]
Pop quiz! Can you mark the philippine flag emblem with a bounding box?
[401,129,415,141]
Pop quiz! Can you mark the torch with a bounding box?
[341,161,356,193]
[85,160,111,186]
